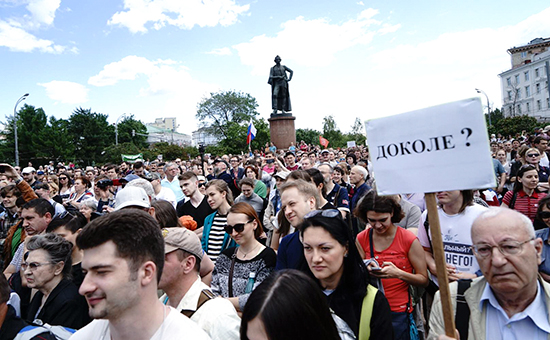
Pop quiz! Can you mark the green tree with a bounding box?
[0,104,51,165]
[116,115,149,148]
[147,142,191,161]
[322,115,344,148]
[44,116,74,162]
[490,114,538,137]
[296,128,321,146]
[196,90,267,154]
[67,107,115,165]
[345,117,367,146]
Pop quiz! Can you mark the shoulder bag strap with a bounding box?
[181,289,216,319]
[509,191,518,209]
[358,285,379,340]
[455,279,472,340]
[368,228,375,259]
[228,247,238,298]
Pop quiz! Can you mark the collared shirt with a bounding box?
[480,281,550,340]
[160,276,240,340]
[502,189,547,222]
[161,176,185,202]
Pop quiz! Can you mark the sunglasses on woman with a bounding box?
[224,219,253,234]
[527,153,540,157]
[539,211,550,219]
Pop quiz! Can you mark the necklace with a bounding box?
[239,243,261,259]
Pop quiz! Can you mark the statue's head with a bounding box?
[274,55,281,63]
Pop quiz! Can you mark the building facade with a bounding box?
[499,38,550,120]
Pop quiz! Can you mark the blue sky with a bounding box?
[1,0,550,136]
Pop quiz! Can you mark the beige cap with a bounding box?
[162,227,203,260]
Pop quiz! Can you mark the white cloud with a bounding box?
[25,0,61,27]
[378,23,401,35]
[0,20,66,53]
[88,55,218,122]
[206,47,232,55]
[108,0,250,33]
[232,9,389,75]
[38,81,89,104]
[359,7,550,119]
[357,1,364,5]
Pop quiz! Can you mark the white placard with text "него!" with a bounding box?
[366,98,495,195]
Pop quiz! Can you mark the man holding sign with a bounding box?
[428,208,550,340]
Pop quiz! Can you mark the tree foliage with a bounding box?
[67,108,115,165]
[490,114,538,137]
[296,128,322,146]
[347,117,367,146]
[116,114,149,148]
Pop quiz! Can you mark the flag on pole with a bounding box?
[319,135,329,148]
[247,120,257,145]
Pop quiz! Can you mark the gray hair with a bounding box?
[352,165,368,180]
[26,233,73,278]
[164,162,176,172]
[81,198,98,211]
[472,207,535,239]
[126,179,156,200]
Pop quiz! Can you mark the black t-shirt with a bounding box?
[176,196,214,228]
[71,262,85,289]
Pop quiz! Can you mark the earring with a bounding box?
[344,253,348,258]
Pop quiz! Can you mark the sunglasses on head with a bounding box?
[304,209,340,219]
[539,211,550,219]
[224,219,253,234]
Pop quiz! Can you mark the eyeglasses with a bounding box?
[527,153,540,158]
[471,238,534,258]
[539,211,550,219]
[21,262,53,271]
[59,177,67,180]
[224,219,253,234]
[198,182,206,188]
[304,209,340,219]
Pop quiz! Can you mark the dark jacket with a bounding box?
[0,305,56,340]
[26,279,90,329]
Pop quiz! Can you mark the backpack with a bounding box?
[15,324,76,340]
[358,284,379,340]
[180,289,216,319]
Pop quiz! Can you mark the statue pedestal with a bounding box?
[269,114,296,150]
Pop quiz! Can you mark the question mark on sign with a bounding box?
[461,128,472,147]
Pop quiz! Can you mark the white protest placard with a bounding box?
[366,98,495,195]
[347,141,356,148]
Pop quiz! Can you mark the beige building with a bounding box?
[499,38,550,119]
[148,117,177,131]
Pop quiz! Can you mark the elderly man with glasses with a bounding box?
[429,208,550,340]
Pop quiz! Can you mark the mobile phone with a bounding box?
[370,267,382,271]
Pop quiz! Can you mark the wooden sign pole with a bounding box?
[425,193,456,338]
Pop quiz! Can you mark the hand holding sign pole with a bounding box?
[366,98,494,338]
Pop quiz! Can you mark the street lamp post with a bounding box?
[14,93,29,167]
[475,88,491,126]
[115,113,127,145]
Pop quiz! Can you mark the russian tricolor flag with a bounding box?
[247,120,257,145]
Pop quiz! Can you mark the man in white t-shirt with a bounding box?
[71,209,210,340]
[417,190,487,285]
[159,227,240,340]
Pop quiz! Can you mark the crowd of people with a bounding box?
[0,131,550,339]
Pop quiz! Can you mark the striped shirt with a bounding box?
[502,189,546,222]
[207,214,228,263]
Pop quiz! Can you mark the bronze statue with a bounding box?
[268,55,293,115]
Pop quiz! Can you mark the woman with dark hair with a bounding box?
[202,180,236,262]
[23,233,89,329]
[300,209,394,340]
[152,199,182,229]
[211,202,276,312]
[241,269,346,340]
[355,192,428,340]
[58,173,74,201]
[502,164,547,221]
[244,165,267,199]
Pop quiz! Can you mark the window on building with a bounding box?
[538,100,542,111]
[537,83,541,94]
[508,91,512,101]
[507,77,512,86]
[548,98,550,109]
[509,107,513,116]
[526,86,531,97]
[517,89,521,99]
[536,68,540,77]
[521,51,527,58]
[518,105,522,114]
[526,102,530,112]
[515,74,520,84]
[525,71,529,81]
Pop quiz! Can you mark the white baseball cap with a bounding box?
[114,186,150,211]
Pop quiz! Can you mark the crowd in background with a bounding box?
[1,130,550,339]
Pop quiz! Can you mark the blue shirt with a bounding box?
[326,183,350,211]
[536,228,550,275]
[275,232,306,271]
[161,176,185,202]
[480,281,550,340]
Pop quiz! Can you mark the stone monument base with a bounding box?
[269,114,296,150]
